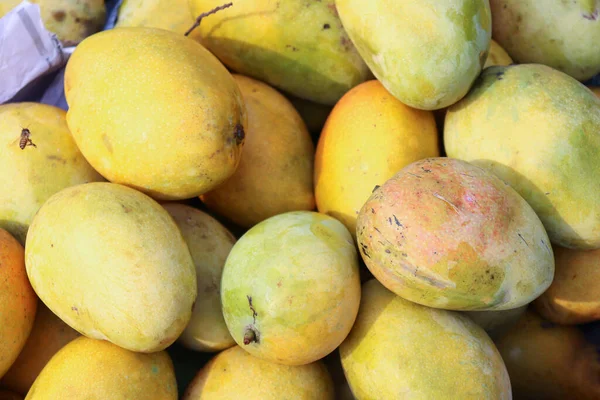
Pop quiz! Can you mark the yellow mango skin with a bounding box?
[444,64,600,249]
[464,305,527,340]
[356,158,554,311]
[0,302,80,396]
[24,182,197,353]
[314,80,439,239]
[25,337,177,400]
[64,27,247,201]
[183,346,335,399]
[201,75,315,228]
[335,0,491,110]
[188,0,370,106]
[484,39,513,69]
[340,279,511,400]
[495,310,600,400]
[0,103,105,245]
[533,247,600,324]
[0,230,37,380]
[163,203,236,352]
[490,0,600,81]
[221,211,361,366]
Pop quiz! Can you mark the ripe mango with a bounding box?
[0,102,104,245]
[183,346,334,399]
[495,310,600,400]
[444,64,600,249]
[64,27,247,201]
[25,337,178,400]
[0,302,80,395]
[314,80,439,239]
[533,246,600,324]
[340,279,512,399]
[335,0,492,110]
[490,0,600,81]
[0,229,37,379]
[483,39,513,69]
[163,203,236,352]
[221,211,361,366]
[24,182,197,353]
[188,0,370,105]
[356,158,554,311]
[201,75,315,228]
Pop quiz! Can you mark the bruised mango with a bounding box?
[340,279,512,399]
[335,0,492,110]
[201,75,315,228]
[188,0,370,105]
[356,158,554,311]
[65,27,247,201]
[490,0,600,81]
[0,102,105,245]
[24,182,197,353]
[0,229,37,379]
[25,337,178,400]
[221,211,361,366]
[533,246,600,325]
[314,80,439,239]
[183,345,335,399]
[483,39,513,69]
[444,64,600,249]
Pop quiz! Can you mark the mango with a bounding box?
[483,39,513,69]
[444,64,600,249]
[340,279,511,399]
[183,345,335,399]
[221,211,361,366]
[0,0,105,46]
[495,310,600,400]
[0,229,37,379]
[0,302,79,395]
[314,80,439,239]
[201,75,315,228]
[25,337,178,400]
[533,246,600,324]
[64,27,247,201]
[188,0,370,105]
[163,203,236,352]
[0,102,105,245]
[24,182,197,353]
[464,305,527,340]
[335,0,492,110]
[490,0,600,81]
[357,157,554,311]
[285,93,333,138]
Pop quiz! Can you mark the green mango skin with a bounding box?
[444,64,600,250]
[335,0,492,110]
[340,279,512,400]
[490,0,600,82]
[188,0,371,106]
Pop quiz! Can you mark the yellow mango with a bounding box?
[533,246,600,324]
[340,279,511,399]
[495,310,600,399]
[314,80,439,239]
[483,39,513,69]
[163,203,236,352]
[183,346,335,399]
[0,102,105,245]
[25,337,177,400]
[0,229,37,379]
[445,64,600,249]
[335,0,492,110]
[24,182,197,353]
[188,0,370,105]
[64,27,247,201]
[0,302,80,395]
[201,75,315,228]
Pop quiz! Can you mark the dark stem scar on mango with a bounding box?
[244,295,260,345]
[234,123,245,145]
[184,2,234,37]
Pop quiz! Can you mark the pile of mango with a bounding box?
[1,0,600,399]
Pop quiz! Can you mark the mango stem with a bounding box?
[185,2,234,37]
